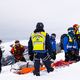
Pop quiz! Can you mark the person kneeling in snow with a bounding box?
[10,40,26,62]
[28,22,54,76]
[62,27,80,62]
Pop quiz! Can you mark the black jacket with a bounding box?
[0,48,2,60]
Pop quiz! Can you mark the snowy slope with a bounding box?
[0,40,80,80]
[0,55,80,80]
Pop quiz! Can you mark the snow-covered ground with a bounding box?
[0,40,80,80]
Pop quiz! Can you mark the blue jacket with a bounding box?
[50,36,56,52]
[62,35,78,53]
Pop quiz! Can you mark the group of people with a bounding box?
[0,22,80,76]
[61,24,80,62]
[28,23,80,76]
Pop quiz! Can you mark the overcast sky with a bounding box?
[0,0,80,41]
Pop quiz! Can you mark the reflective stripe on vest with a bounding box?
[31,32,46,50]
[13,45,23,52]
[67,34,73,42]
[67,45,77,49]
[66,35,77,49]
[75,30,79,35]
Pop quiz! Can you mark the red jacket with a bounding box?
[11,44,25,61]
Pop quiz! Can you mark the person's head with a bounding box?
[67,27,75,37]
[15,40,20,46]
[51,33,56,39]
[36,22,44,29]
[73,24,79,31]
[0,40,2,44]
[34,22,45,32]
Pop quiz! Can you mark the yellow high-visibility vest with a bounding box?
[75,30,79,35]
[75,30,80,39]
[31,32,46,50]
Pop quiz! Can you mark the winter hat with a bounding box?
[51,33,56,37]
[36,22,44,29]
[15,40,20,43]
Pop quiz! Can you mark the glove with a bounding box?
[29,54,34,61]
[71,50,75,55]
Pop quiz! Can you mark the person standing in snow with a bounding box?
[73,24,80,37]
[62,27,80,61]
[49,33,56,60]
[10,40,26,62]
[0,40,2,73]
[28,22,54,76]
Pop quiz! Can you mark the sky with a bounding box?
[0,0,80,41]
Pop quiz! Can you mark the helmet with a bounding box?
[36,22,44,29]
[51,33,56,37]
[73,24,79,28]
[67,27,74,32]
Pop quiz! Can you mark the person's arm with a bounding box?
[28,37,33,55]
[0,48,2,59]
[28,37,34,61]
[10,47,14,54]
[20,45,25,53]
[45,33,53,55]
[52,39,56,52]
[63,36,68,53]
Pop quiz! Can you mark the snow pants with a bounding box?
[65,49,80,61]
[33,53,53,74]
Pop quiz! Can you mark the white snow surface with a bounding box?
[0,40,80,80]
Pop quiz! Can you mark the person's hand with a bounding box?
[71,50,75,55]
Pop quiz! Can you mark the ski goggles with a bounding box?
[68,29,74,32]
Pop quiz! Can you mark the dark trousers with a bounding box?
[33,53,53,74]
[65,50,80,61]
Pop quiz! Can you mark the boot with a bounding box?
[47,67,54,73]
[33,70,40,76]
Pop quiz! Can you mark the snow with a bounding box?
[0,40,80,80]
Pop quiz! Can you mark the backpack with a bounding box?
[60,34,76,50]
